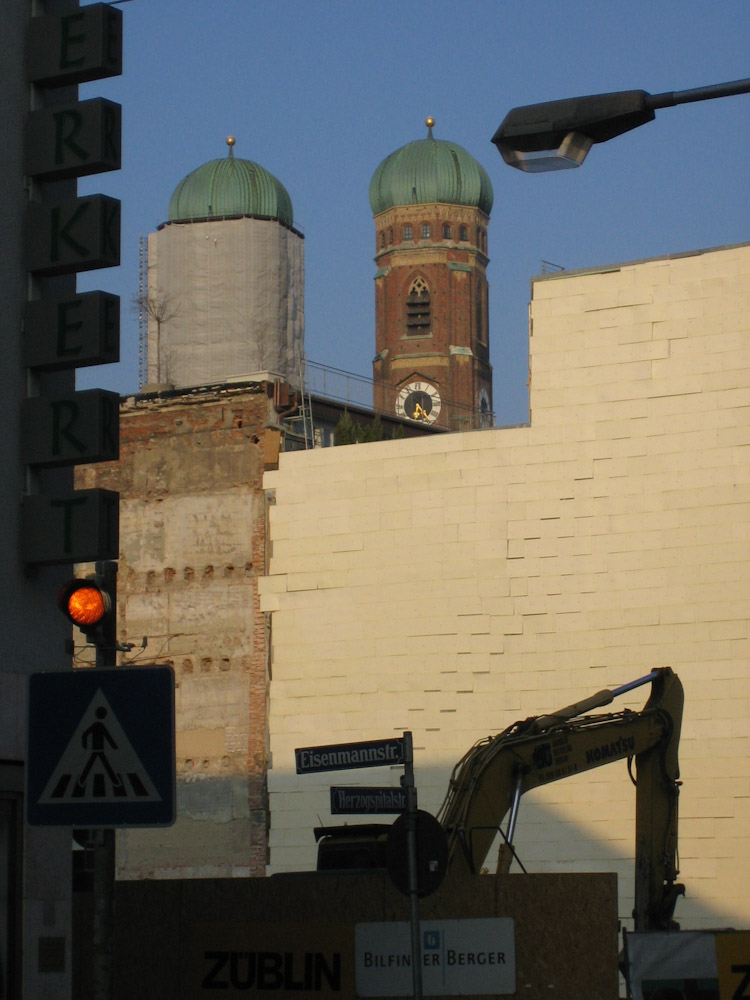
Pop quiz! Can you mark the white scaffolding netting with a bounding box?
[145,216,304,388]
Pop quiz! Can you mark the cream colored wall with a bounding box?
[261,243,750,931]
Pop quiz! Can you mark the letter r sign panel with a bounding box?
[27,667,175,828]
[21,389,119,467]
[25,98,122,181]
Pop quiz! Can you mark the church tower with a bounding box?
[369,119,494,431]
[144,138,304,390]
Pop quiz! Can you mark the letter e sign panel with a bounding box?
[26,667,175,828]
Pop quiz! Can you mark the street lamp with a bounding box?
[492,78,750,172]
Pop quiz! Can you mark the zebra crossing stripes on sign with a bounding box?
[27,666,175,828]
[39,688,160,805]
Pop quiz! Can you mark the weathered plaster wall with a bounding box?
[261,243,750,931]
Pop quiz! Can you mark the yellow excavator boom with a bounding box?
[436,668,683,931]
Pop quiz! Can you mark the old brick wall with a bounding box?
[77,384,277,878]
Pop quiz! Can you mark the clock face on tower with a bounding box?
[395,381,441,423]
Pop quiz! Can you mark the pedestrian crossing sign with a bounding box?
[27,666,175,827]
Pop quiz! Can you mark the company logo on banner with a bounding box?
[355,918,515,997]
[189,923,354,998]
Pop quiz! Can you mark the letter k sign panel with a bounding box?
[27,667,175,827]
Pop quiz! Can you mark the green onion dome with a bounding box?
[369,118,493,217]
[168,137,294,227]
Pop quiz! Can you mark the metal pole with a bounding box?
[504,769,525,855]
[648,77,750,110]
[92,560,117,1000]
[92,828,115,1000]
[609,670,660,699]
[402,732,422,1000]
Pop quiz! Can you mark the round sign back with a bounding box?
[386,809,449,898]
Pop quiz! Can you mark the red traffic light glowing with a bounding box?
[58,579,111,628]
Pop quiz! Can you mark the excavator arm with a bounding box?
[437,668,683,931]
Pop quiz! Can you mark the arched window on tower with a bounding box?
[459,225,468,241]
[403,224,413,241]
[406,276,431,336]
[442,222,451,240]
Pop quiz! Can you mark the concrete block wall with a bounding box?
[262,243,750,931]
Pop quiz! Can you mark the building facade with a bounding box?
[262,242,750,933]
[370,120,494,432]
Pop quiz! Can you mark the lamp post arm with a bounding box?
[648,77,750,111]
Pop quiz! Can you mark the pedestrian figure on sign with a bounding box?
[75,706,124,794]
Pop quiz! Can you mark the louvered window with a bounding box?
[406,277,430,335]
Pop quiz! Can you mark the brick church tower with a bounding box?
[370,119,494,431]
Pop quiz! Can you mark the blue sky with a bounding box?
[77,0,750,428]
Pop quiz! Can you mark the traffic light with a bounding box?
[58,562,117,665]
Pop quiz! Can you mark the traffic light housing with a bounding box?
[58,562,116,664]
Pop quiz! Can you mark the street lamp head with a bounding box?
[496,131,594,172]
[493,79,750,172]
[492,89,655,172]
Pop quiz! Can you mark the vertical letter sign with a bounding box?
[22,3,123,565]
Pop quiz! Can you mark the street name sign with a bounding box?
[27,666,175,828]
[330,785,407,815]
[295,738,404,775]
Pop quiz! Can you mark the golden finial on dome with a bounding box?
[425,117,435,128]
[226,136,236,147]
